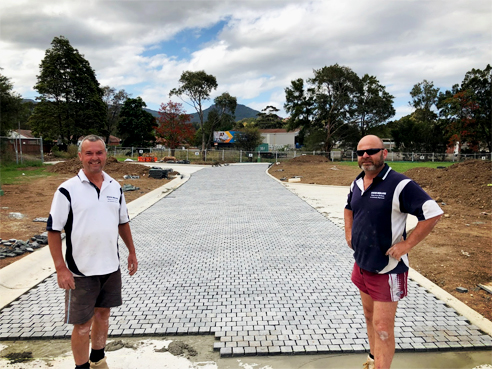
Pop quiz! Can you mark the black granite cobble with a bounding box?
[0,164,491,357]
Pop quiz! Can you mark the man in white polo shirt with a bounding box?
[47,135,138,369]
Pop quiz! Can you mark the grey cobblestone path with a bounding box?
[1,164,491,357]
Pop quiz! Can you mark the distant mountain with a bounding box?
[23,99,260,124]
[145,103,260,123]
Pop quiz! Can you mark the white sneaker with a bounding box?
[90,357,109,369]
[363,355,375,369]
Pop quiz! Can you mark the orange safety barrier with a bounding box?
[138,156,158,162]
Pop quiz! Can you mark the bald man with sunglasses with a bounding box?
[344,135,443,369]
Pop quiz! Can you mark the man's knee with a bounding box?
[93,308,110,322]
[73,319,92,336]
[375,328,391,341]
[373,319,394,342]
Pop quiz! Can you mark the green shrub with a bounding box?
[67,144,78,158]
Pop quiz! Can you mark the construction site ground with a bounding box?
[1,156,491,321]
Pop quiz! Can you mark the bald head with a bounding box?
[357,135,384,150]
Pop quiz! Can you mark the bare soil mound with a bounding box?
[269,155,360,186]
[405,160,491,211]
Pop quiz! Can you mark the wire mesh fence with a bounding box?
[0,136,45,164]
[1,139,489,165]
[110,147,492,164]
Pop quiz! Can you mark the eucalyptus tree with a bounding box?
[285,64,394,154]
[170,70,217,157]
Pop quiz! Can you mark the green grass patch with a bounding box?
[0,160,56,185]
[336,160,454,173]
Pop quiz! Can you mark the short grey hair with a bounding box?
[78,135,106,152]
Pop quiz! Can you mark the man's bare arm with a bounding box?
[386,214,442,261]
[118,223,138,276]
[344,208,353,249]
[47,230,75,290]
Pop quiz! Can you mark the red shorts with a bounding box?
[351,263,408,302]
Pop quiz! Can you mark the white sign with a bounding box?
[139,150,143,154]
[248,153,253,157]
[195,152,200,156]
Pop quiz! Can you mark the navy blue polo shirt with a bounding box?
[345,164,443,274]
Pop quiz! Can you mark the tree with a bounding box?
[462,64,491,152]
[286,67,395,153]
[407,80,446,152]
[234,126,263,153]
[203,92,237,149]
[285,78,315,147]
[391,115,425,151]
[169,70,218,157]
[0,71,22,136]
[29,36,106,144]
[102,86,131,144]
[285,64,368,153]
[156,101,195,155]
[354,74,395,136]
[118,97,157,147]
[410,80,439,124]
[256,106,284,129]
[440,64,492,152]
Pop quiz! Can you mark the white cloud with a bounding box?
[0,0,490,119]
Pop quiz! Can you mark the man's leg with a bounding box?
[360,291,398,369]
[360,291,375,359]
[372,300,398,369]
[72,317,94,366]
[91,307,111,350]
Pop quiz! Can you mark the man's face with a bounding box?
[357,139,387,174]
[78,140,107,176]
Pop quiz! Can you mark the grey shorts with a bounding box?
[64,269,122,325]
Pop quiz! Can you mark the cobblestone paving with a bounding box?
[1,164,491,357]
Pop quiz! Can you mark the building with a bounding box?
[259,129,299,150]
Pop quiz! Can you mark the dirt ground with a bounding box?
[1,156,491,322]
[268,155,492,321]
[0,158,170,268]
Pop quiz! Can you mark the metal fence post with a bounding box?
[40,137,44,163]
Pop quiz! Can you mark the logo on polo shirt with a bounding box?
[106,195,119,203]
[370,191,386,200]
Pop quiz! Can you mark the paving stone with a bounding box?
[0,165,491,357]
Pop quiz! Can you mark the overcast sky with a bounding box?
[1,0,491,120]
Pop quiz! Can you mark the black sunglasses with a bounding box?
[356,148,385,156]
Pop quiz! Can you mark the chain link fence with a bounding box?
[0,136,45,164]
[1,140,489,165]
[109,147,492,164]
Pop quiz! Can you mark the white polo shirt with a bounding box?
[47,169,130,276]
